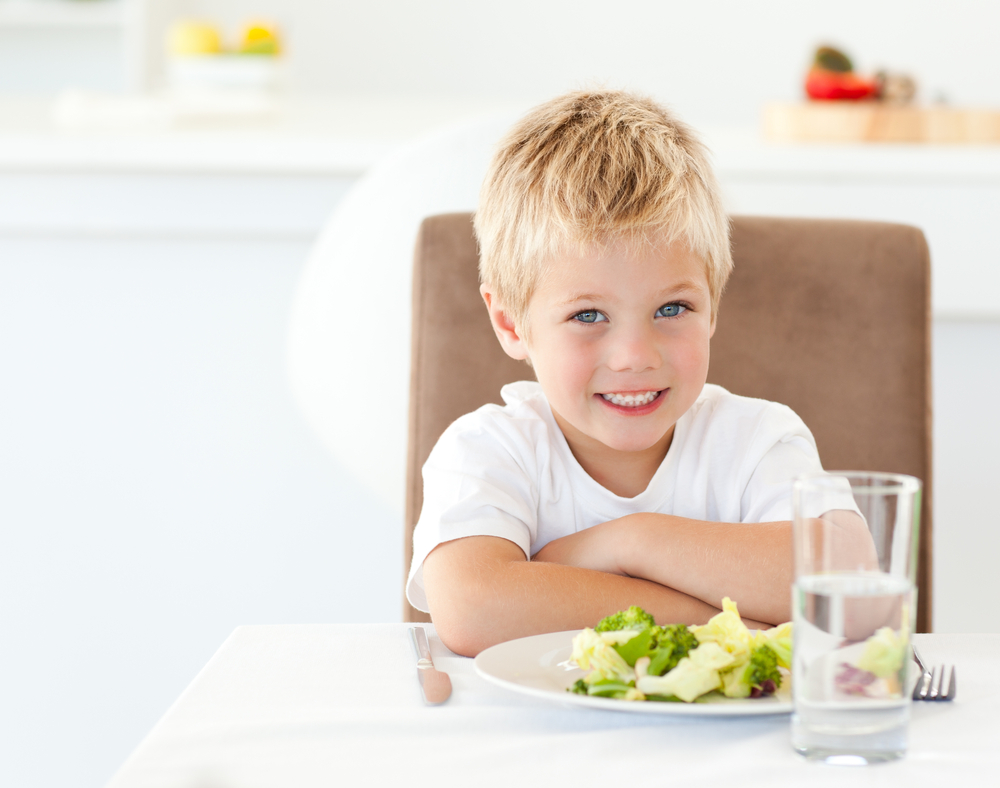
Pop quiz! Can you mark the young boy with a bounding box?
[406,90,827,657]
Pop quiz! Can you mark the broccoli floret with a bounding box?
[647,624,700,676]
[747,645,781,697]
[595,606,656,633]
[568,678,589,695]
[653,624,699,653]
[590,609,698,679]
[600,616,698,675]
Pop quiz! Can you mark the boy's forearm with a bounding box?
[534,514,793,625]
[612,513,792,624]
[423,536,722,657]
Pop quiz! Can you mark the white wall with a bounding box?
[160,0,1000,124]
[11,1,1000,130]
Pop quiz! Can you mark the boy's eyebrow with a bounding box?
[557,281,708,307]
[657,280,709,298]
[558,293,604,306]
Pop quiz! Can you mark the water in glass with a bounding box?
[791,572,914,763]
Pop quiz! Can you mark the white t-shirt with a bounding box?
[406,381,826,612]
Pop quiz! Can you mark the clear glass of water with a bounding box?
[791,472,922,764]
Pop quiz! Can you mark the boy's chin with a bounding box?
[592,429,673,455]
[552,406,673,455]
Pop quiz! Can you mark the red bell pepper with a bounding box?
[805,68,878,100]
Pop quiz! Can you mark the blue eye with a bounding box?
[572,309,607,324]
[656,303,687,318]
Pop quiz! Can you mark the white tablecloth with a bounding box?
[107,626,999,787]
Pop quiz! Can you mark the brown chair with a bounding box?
[404,213,933,632]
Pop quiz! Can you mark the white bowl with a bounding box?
[167,55,285,92]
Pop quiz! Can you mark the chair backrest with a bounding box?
[405,213,933,631]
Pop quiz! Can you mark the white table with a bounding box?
[107,625,998,787]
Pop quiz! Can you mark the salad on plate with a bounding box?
[568,598,792,703]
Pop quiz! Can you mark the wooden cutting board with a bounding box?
[764,102,1000,143]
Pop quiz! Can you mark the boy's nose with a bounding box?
[606,326,662,373]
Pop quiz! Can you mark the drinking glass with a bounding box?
[790,471,922,764]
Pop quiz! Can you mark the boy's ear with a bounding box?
[480,284,530,361]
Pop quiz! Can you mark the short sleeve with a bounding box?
[739,405,824,522]
[405,416,539,613]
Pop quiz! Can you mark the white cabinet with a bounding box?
[0,0,145,92]
[709,135,1000,318]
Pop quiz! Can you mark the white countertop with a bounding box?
[3,94,1000,180]
[0,95,523,175]
[708,126,1000,184]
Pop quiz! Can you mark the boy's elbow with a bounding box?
[431,612,493,658]
[427,581,511,657]
[423,536,527,656]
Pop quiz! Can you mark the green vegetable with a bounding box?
[758,622,792,669]
[606,619,699,675]
[748,646,781,688]
[717,645,780,699]
[567,676,641,700]
[595,605,656,633]
[857,626,907,679]
[692,597,753,660]
[647,624,700,676]
[584,679,635,698]
[568,628,635,684]
[645,694,685,703]
[719,662,752,698]
[569,679,589,695]
[612,628,656,666]
[568,601,793,704]
[636,641,737,702]
[814,45,853,73]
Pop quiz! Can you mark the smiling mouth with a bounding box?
[600,390,662,408]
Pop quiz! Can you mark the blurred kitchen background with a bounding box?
[2,1,1000,786]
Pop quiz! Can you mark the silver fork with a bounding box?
[912,644,957,701]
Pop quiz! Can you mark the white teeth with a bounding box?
[601,391,659,407]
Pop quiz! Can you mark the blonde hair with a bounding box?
[474,90,732,329]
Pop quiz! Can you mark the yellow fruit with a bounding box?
[239,20,281,56]
[167,20,222,56]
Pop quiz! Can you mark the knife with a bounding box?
[410,627,452,705]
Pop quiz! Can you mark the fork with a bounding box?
[911,644,957,701]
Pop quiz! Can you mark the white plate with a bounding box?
[474,630,793,716]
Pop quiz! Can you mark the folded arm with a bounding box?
[532,514,794,625]
[422,535,764,657]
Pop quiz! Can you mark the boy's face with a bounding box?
[485,238,715,466]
